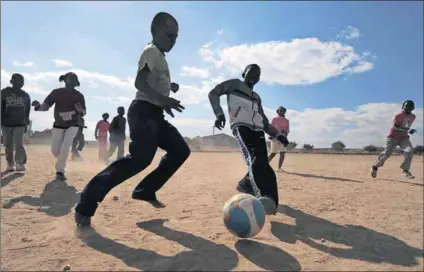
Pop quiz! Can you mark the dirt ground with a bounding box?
[1,145,423,271]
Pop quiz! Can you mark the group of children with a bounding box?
[1,12,418,230]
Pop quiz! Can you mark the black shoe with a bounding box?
[56,172,67,180]
[132,192,165,208]
[75,212,91,227]
[370,166,378,178]
[401,170,415,179]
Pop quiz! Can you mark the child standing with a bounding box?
[208,64,289,215]
[95,113,110,162]
[371,100,417,179]
[32,72,86,180]
[1,73,31,172]
[75,12,189,227]
[268,106,290,172]
[108,106,127,162]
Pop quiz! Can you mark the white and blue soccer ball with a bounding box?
[222,194,266,238]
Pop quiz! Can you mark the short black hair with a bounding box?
[59,72,80,87]
[151,12,177,34]
[11,73,24,81]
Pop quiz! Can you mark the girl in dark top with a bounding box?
[32,72,86,180]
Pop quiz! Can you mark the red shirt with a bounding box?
[387,111,415,139]
[96,120,110,138]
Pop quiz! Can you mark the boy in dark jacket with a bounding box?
[1,73,31,172]
[107,106,127,162]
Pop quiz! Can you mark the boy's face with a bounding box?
[118,108,125,115]
[244,66,261,87]
[153,18,179,53]
[11,76,24,88]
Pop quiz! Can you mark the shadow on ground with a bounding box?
[271,205,423,267]
[284,171,364,183]
[1,172,25,188]
[382,179,423,187]
[77,219,238,271]
[235,239,301,271]
[2,179,79,217]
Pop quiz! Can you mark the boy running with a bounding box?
[209,64,289,215]
[1,73,31,172]
[268,106,290,172]
[107,106,127,162]
[74,12,189,227]
[371,100,417,179]
[95,113,110,162]
[32,72,86,180]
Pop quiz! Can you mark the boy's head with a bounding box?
[402,100,415,114]
[59,72,80,88]
[102,113,109,120]
[117,106,125,116]
[242,64,261,88]
[10,73,24,89]
[151,12,179,53]
[277,106,287,117]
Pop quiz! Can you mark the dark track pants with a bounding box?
[75,100,191,217]
[71,127,85,156]
[233,126,279,206]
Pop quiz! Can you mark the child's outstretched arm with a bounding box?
[32,89,57,111]
[208,79,239,129]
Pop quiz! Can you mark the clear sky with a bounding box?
[1,1,423,147]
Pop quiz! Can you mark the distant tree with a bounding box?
[303,144,314,151]
[287,141,297,150]
[363,145,378,153]
[331,141,346,152]
[414,145,424,155]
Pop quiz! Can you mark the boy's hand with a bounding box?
[214,114,226,130]
[31,100,40,108]
[170,82,179,93]
[156,96,185,118]
[409,129,417,135]
[277,134,289,147]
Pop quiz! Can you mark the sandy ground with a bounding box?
[1,145,423,271]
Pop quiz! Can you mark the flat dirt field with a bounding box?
[1,145,423,271]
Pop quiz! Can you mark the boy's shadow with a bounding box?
[284,171,364,183]
[1,172,25,187]
[271,205,423,267]
[235,239,301,271]
[3,179,79,217]
[78,219,239,271]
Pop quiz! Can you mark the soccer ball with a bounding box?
[222,194,266,238]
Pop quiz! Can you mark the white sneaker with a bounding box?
[16,164,26,171]
[401,170,415,179]
[6,164,15,172]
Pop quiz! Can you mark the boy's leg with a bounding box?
[55,127,79,175]
[371,137,399,178]
[51,128,65,158]
[71,135,79,156]
[75,100,161,219]
[268,152,276,162]
[77,132,85,152]
[13,127,26,169]
[132,120,190,201]
[117,139,125,160]
[108,140,117,158]
[234,127,278,214]
[1,127,15,170]
[278,152,285,170]
[399,138,414,178]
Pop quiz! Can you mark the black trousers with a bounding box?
[233,126,279,206]
[75,100,191,217]
[71,127,85,156]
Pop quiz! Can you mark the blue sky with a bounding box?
[1,1,423,147]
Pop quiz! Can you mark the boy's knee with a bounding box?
[179,144,191,162]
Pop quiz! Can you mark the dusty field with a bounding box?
[1,145,423,271]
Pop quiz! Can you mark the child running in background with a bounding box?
[71,116,87,161]
[32,72,86,180]
[107,106,127,162]
[74,12,188,227]
[268,106,290,172]
[371,100,417,179]
[209,64,289,215]
[95,113,110,162]
[1,73,31,172]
